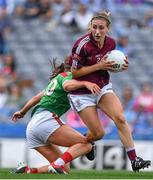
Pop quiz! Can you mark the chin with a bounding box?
[94,38,99,42]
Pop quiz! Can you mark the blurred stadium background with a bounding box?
[0,0,153,171]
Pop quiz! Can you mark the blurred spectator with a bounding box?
[46,0,64,31]
[73,3,93,32]
[121,86,136,132]
[115,0,144,4]
[134,82,153,112]
[0,32,5,54]
[0,0,26,15]
[144,8,153,28]
[1,52,17,81]
[79,0,103,14]
[116,33,136,57]
[6,82,26,109]
[132,109,153,140]
[0,81,26,122]
[116,35,129,55]
[60,0,74,26]
[0,7,12,34]
[0,7,12,54]
[126,18,145,30]
[14,0,41,19]
[0,76,8,108]
[38,0,53,21]
[122,86,135,111]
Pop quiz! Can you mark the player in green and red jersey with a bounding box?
[12,57,101,174]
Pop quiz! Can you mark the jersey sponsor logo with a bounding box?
[73,53,81,60]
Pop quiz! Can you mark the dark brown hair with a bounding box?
[49,58,65,80]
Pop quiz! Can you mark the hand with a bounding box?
[98,56,117,71]
[121,56,129,71]
[12,111,25,122]
[84,82,101,95]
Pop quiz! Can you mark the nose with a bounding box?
[95,28,100,35]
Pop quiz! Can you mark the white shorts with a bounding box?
[68,83,114,112]
[26,110,65,149]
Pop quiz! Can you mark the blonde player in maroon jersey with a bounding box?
[68,11,151,172]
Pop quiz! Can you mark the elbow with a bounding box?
[63,83,72,92]
[33,95,41,103]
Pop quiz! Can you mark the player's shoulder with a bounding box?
[73,33,90,47]
[59,72,72,78]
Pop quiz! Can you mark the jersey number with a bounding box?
[45,79,57,96]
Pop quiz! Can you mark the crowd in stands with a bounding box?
[0,0,153,140]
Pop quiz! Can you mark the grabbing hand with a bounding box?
[84,82,101,95]
[98,56,117,71]
[12,111,25,122]
[121,56,129,71]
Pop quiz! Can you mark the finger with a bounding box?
[94,87,101,94]
[122,64,128,69]
[108,67,116,71]
[124,59,128,64]
[92,87,100,94]
[12,117,17,122]
[103,55,108,61]
[90,89,95,95]
[12,115,15,120]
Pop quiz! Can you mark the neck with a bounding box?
[97,37,105,48]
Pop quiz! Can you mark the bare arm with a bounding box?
[71,64,101,78]
[71,56,116,78]
[63,80,101,95]
[12,91,44,122]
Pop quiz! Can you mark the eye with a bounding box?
[93,25,97,29]
[99,26,104,30]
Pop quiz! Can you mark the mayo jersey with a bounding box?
[32,72,72,117]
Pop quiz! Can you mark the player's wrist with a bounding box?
[20,111,25,116]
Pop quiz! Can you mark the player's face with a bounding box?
[91,19,109,42]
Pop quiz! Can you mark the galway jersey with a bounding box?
[71,33,116,94]
[32,72,72,117]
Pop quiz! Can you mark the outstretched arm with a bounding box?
[63,80,101,95]
[12,91,44,122]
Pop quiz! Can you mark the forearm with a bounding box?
[20,92,43,115]
[63,80,87,91]
[71,64,101,78]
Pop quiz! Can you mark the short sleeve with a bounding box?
[61,73,72,86]
[71,42,86,69]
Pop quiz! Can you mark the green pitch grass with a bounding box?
[0,169,153,179]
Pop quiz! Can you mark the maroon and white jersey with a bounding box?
[71,33,116,94]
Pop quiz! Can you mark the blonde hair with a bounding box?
[88,11,111,32]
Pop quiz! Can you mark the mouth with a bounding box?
[94,36,101,40]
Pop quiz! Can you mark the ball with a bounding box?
[106,50,126,72]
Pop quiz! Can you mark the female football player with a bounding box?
[68,11,151,172]
[12,57,100,174]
